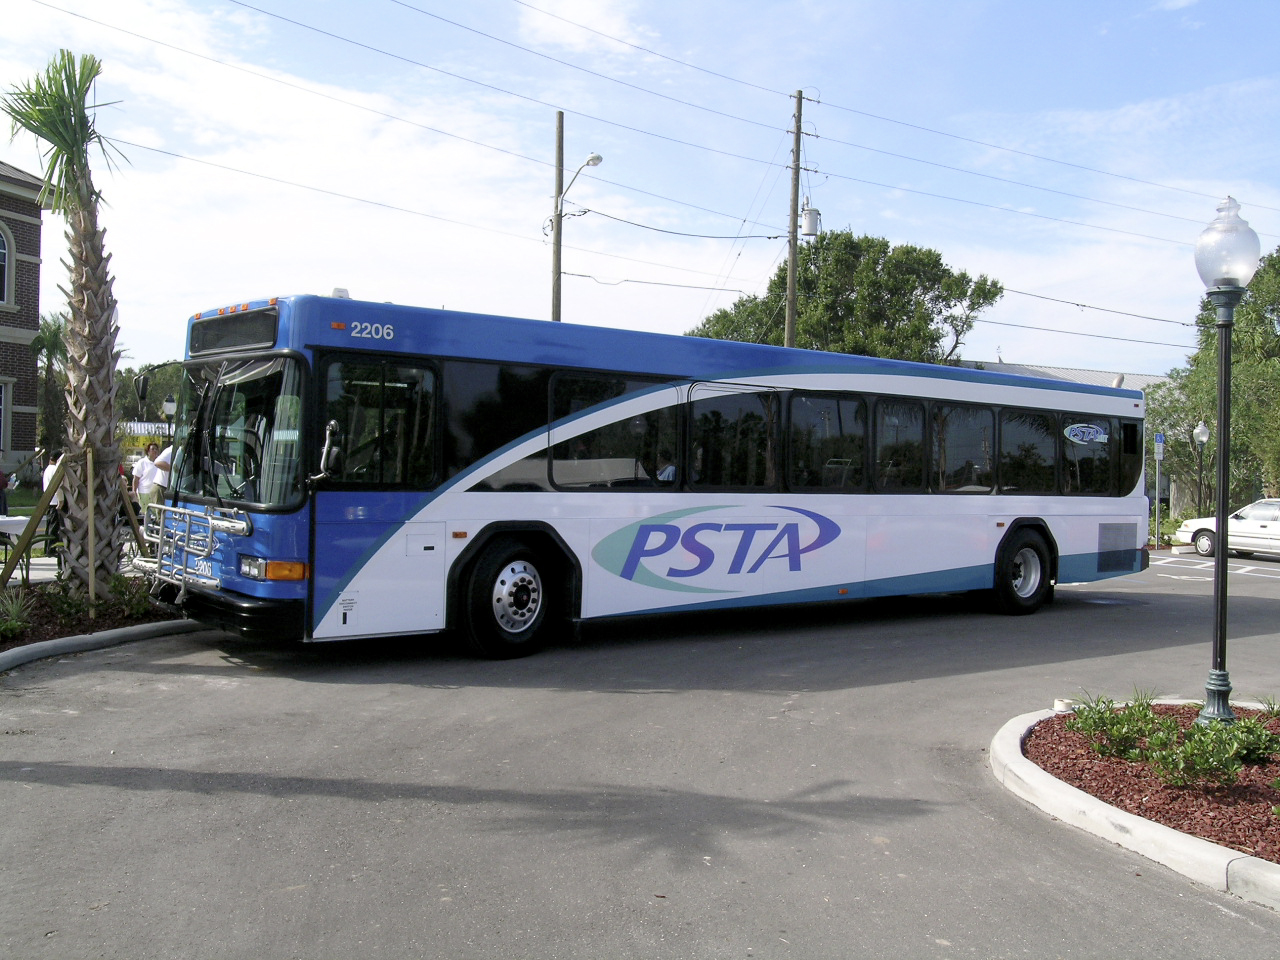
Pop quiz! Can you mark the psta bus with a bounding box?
[139,294,1149,657]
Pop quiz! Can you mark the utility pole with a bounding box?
[784,90,803,349]
[551,111,565,322]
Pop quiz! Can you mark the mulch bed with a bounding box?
[1024,703,1280,864]
[0,582,175,654]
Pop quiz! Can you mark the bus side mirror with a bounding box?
[134,374,150,404]
[309,420,341,484]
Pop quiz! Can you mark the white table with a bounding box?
[0,515,34,537]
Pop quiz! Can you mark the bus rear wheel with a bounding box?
[463,540,550,659]
[993,530,1053,615]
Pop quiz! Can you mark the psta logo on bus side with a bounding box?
[592,505,841,594]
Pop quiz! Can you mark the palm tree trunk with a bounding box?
[59,171,122,599]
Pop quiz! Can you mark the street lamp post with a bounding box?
[1193,420,1209,516]
[162,393,177,438]
[550,123,602,323]
[1193,197,1261,726]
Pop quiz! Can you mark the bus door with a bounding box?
[310,355,444,640]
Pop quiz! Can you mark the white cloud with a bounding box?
[514,0,652,54]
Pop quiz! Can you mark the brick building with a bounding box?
[0,161,42,477]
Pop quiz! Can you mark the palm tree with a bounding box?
[31,311,69,453]
[3,51,125,599]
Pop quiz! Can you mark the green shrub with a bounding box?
[1147,721,1244,787]
[1064,696,1280,788]
[1230,716,1280,764]
[1064,695,1157,760]
[0,588,32,638]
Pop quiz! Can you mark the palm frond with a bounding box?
[1,49,125,215]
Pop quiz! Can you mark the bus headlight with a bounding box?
[240,556,308,581]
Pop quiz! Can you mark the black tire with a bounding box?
[993,529,1053,615]
[462,539,551,659]
[1192,530,1215,557]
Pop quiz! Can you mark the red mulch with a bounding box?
[0,582,175,655]
[1024,704,1280,864]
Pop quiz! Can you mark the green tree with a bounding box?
[688,232,1003,364]
[3,51,126,599]
[114,362,184,424]
[30,311,68,453]
[1147,245,1280,509]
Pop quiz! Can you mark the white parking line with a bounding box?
[1150,556,1280,579]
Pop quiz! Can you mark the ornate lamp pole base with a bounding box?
[1198,668,1234,726]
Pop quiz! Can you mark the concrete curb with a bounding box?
[990,709,1280,912]
[0,619,207,673]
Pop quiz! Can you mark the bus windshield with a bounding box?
[172,356,304,508]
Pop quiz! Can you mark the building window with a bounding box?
[0,225,9,305]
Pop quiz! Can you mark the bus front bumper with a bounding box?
[178,584,306,642]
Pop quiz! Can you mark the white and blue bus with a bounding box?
[141,293,1148,657]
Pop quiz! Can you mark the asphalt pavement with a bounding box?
[4,555,1280,958]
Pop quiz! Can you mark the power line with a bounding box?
[215,0,1206,247]
[108,137,759,282]
[1003,289,1193,327]
[28,0,785,235]
[508,0,1280,215]
[396,0,1250,237]
[508,0,790,98]
[386,0,780,133]
[973,317,1192,350]
[563,272,748,295]
[579,207,783,239]
[220,0,775,167]
[816,169,1192,247]
[25,1,1219,349]
[110,136,1200,352]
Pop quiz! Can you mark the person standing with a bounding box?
[42,450,65,542]
[132,442,161,510]
[152,444,173,503]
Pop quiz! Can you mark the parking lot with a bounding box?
[4,555,1280,958]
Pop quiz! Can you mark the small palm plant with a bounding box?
[0,588,34,639]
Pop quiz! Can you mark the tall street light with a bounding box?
[1193,419,1209,516]
[1192,197,1260,726]
[550,128,602,323]
[162,394,177,438]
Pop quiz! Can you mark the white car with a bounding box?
[1175,499,1280,557]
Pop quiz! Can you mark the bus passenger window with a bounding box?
[875,399,925,492]
[932,404,994,493]
[788,394,866,490]
[1062,415,1115,495]
[690,390,778,490]
[999,410,1057,494]
[549,375,678,490]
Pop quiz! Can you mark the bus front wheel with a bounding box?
[463,540,550,659]
[993,530,1053,615]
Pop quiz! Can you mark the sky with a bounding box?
[2,0,1278,376]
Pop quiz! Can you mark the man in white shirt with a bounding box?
[132,442,161,509]
[42,451,64,541]
[152,444,173,503]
